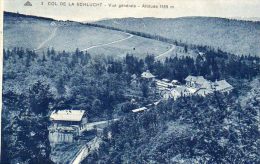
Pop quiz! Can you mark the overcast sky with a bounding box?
[4,0,260,22]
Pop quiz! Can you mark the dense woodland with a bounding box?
[1,46,260,163]
[84,80,260,163]
[95,17,260,57]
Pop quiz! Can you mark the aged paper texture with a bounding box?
[1,0,260,163]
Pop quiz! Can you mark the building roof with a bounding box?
[50,110,85,122]
[185,75,209,86]
[158,86,171,91]
[200,81,212,89]
[157,81,173,87]
[185,75,196,81]
[132,107,147,113]
[156,79,174,88]
[214,80,233,91]
[171,80,178,83]
[157,82,169,87]
[162,78,170,82]
[196,77,209,85]
[141,70,155,79]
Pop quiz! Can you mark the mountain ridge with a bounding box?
[95,17,260,56]
[4,11,260,57]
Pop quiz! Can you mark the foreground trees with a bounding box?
[2,47,260,163]
[84,79,260,163]
[2,82,54,164]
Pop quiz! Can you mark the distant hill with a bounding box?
[3,12,173,58]
[230,17,260,22]
[95,17,260,56]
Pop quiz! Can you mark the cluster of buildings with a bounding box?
[141,70,233,100]
[131,70,233,113]
[49,71,234,143]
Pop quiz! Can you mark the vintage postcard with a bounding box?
[1,0,260,163]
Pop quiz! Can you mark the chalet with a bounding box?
[185,75,210,89]
[141,70,155,79]
[48,110,87,144]
[50,110,87,127]
[194,79,233,96]
[214,80,233,93]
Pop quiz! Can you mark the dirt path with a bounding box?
[155,44,175,59]
[33,25,174,60]
[71,137,101,164]
[81,33,133,51]
[79,119,119,134]
[34,26,59,52]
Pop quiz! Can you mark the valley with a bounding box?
[2,11,260,164]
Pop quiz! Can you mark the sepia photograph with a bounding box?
[1,0,260,163]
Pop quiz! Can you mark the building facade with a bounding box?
[48,110,87,144]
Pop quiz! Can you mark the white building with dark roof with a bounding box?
[185,75,210,89]
[141,70,155,79]
[214,80,233,93]
[49,110,88,144]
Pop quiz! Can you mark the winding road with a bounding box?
[79,119,119,134]
[81,33,134,51]
[71,137,101,164]
[34,25,175,60]
[155,44,176,59]
[81,32,175,59]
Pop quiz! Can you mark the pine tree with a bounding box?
[56,78,66,96]
[29,81,54,115]
[42,53,47,62]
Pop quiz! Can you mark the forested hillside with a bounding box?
[2,46,260,163]
[96,17,260,56]
[2,12,260,164]
[84,78,260,163]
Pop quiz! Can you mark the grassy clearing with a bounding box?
[4,13,175,59]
